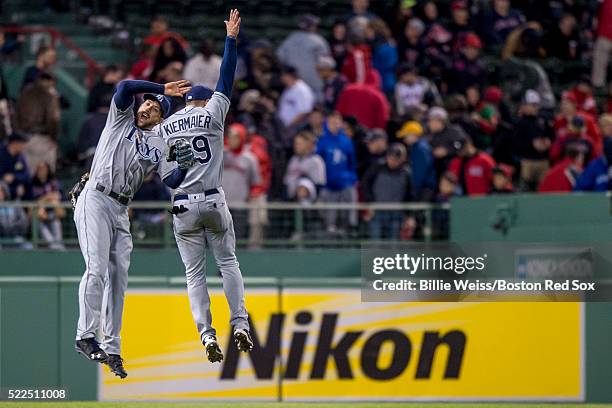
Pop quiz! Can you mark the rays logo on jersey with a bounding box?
[125,127,162,163]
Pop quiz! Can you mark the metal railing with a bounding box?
[0,26,103,88]
[0,201,450,249]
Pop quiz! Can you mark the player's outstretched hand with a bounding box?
[225,9,241,38]
[164,80,191,97]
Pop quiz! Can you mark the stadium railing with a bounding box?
[0,201,450,249]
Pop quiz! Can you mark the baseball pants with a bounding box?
[74,185,132,355]
[172,188,249,341]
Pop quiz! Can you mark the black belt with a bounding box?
[96,183,130,205]
[173,188,219,202]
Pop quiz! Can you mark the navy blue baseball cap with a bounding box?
[143,93,171,118]
[185,85,214,102]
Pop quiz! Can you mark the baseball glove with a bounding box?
[169,139,195,170]
[69,172,89,209]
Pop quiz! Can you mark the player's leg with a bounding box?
[73,188,113,362]
[173,208,223,362]
[202,194,251,351]
[100,208,131,378]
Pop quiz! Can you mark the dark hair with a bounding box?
[36,45,53,58]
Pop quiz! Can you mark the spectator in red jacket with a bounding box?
[143,15,189,52]
[448,137,496,196]
[336,82,390,129]
[341,39,381,88]
[563,77,598,118]
[551,93,602,164]
[591,0,612,87]
[538,144,586,193]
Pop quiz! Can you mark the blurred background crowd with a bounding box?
[1,0,612,246]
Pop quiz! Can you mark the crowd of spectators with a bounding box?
[2,0,612,244]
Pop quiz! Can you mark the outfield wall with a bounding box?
[1,193,612,401]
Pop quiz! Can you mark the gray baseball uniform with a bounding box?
[75,97,176,354]
[160,91,249,340]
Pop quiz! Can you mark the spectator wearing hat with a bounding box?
[277,14,331,98]
[397,18,426,67]
[591,0,612,88]
[0,132,30,200]
[317,112,358,235]
[540,144,586,192]
[397,121,436,201]
[448,33,485,94]
[316,56,348,111]
[362,143,412,240]
[469,86,502,149]
[278,66,316,131]
[284,130,326,200]
[563,76,598,118]
[551,93,602,164]
[336,81,390,129]
[490,164,514,194]
[448,1,475,47]
[427,107,469,178]
[394,63,441,117]
[480,0,526,48]
[358,128,388,179]
[448,136,496,196]
[15,72,60,174]
[573,114,612,192]
[514,89,553,190]
[183,39,222,90]
[391,0,417,39]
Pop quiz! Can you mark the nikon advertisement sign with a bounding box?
[100,289,583,401]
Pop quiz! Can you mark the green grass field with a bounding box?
[1,403,612,408]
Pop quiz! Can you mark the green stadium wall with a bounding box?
[1,193,612,401]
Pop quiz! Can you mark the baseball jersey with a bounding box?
[89,98,176,199]
[160,92,230,195]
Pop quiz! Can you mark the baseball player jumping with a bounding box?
[160,9,252,362]
[72,78,195,378]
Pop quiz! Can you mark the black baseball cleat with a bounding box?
[105,354,128,379]
[202,335,224,363]
[234,328,254,352]
[75,338,108,363]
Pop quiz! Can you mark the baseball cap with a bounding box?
[401,0,417,8]
[365,128,387,143]
[387,143,408,160]
[298,14,320,30]
[428,107,449,122]
[396,121,424,138]
[483,86,503,104]
[451,0,468,10]
[7,132,27,144]
[185,85,214,102]
[143,93,171,118]
[523,89,541,105]
[464,33,482,49]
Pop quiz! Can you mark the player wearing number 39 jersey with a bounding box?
[159,9,252,363]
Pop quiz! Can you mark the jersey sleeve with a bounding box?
[206,92,231,130]
[150,134,178,180]
[108,97,135,126]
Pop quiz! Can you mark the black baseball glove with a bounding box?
[69,172,89,209]
[168,139,195,170]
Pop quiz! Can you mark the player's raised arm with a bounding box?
[114,79,192,111]
[215,9,240,99]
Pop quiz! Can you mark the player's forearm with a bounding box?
[162,168,187,189]
[114,80,164,111]
[215,36,237,98]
